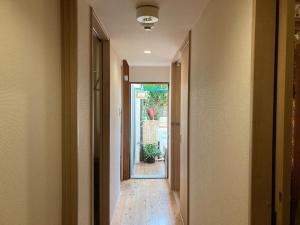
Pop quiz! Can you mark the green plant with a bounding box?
[142,84,168,120]
[143,144,161,163]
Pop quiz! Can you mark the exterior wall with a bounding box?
[0,0,62,224]
[130,66,170,83]
[189,0,253,224]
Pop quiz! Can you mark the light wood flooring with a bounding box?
[133,161,166,178]
[111,179,183,225]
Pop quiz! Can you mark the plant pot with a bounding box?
[145,157,156,164]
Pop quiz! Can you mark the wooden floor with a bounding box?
[133,161,166,178]
[111,179,184,225]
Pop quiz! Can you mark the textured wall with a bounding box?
[189,0,252,224]
[130,66,170,82]
[110,48,122,221]
[0,0,62,224]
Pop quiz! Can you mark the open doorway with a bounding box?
[130,83,169,179]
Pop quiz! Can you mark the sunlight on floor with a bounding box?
[133,161,166,178]
[111,179,183,225]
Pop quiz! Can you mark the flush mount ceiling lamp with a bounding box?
[136,5,159,31]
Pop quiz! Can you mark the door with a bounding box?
[180,42,190,225]
[92,32,103,225]
[171,62,181,192]
[122,60,130,180]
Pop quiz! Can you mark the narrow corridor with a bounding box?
[111,179,183,225]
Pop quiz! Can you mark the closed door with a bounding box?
[171,63,181,192]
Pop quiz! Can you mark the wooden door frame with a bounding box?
[170,62,181,192]
[170,33,191,225]
[274,0,294,224]
[250,0,294,224]
[61,3,111,225]
[122,60,130,180]
[128,82,170,179]
[90,8,111,225]
[250,0,277,224]
[61,0,78,224]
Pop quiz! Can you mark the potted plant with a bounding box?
[143,144,161,163]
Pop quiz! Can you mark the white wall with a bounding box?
[0,0,62,225]
[130,66,170,82]
[110,48,122,221]
[189,0,252,224]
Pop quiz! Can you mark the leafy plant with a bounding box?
[143,144,161,162]
[142,84,168,120]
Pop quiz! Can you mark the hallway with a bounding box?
[0,0,284,224]
[111,179,183,225]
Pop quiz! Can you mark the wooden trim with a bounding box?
[61,0,78,224]
[120,64,124,181]
[171,33,190,225]
[91,10,109,41]
[173,34,191,63]
[89,11,93,225]
[130,82,169,84]
[187,31,191,225]
[129,82,170,180]
[275,0,294,224]
[174,34,191,225]
[250,0,277,224]
[122,60,131,180]
[170,62,181,192]
[101,39,110,225]
[90,8,110,225]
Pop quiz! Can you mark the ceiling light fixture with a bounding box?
[144,50,152,54]
[136,5,159,31]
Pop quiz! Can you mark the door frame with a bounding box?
[170,33,190,225]
[170,62,181,192]
[250,0,294,224]
[90,8,111,225]
[274,0,294,224]
[250,0,277,224]
[61,3,111,225]
[122,60,130,180]
[61,0,78,224]
[128,82,170,179]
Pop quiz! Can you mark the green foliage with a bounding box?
[141,84,168,120]
[143,144,161,162]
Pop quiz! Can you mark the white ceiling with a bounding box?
[88,0,210,66]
